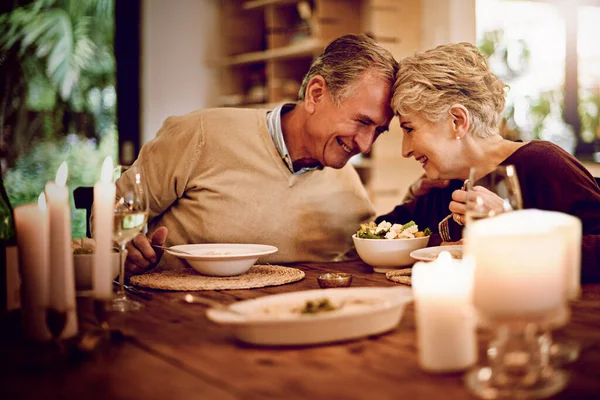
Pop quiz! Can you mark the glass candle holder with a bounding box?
[464,210,569,399]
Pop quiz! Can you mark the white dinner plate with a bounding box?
[166,243,278,260]
[409,245,463,262]
[206,287,413,346]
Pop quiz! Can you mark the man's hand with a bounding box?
[125,226,169,275]
[402,174,451,203]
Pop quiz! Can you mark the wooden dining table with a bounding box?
[2,259,600,399]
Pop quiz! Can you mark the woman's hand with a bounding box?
[125,226,169,275]
[449,185,507,225]
[449,188,467,225]
[441,240,463,246]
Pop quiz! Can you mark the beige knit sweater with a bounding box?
[117,108,375,266]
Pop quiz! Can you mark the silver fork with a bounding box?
[182,294,245,316]
[151,244,192,255]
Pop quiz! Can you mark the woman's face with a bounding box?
[399,111,464,180]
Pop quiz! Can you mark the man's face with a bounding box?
[305,73,393,169]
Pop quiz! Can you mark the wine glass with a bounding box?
[465,166,579,366]
[465,164,523,224]
[111,165,149,312]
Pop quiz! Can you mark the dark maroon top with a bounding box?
[376,141,600,283]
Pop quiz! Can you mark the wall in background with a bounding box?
[141,0,220,144]
[369,0,425,215]
[421,0,476,49]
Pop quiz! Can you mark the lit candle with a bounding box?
[93,156,116,299]
[14,193,51,342]
[547,211,581,329]
[412,252,477,372]
[44,162,78,338]
[465,210,566,321]
[544,211,582,301]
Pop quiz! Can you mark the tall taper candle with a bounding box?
[14,193,51,341]
[93,156,116,299]
[44,162,78,338]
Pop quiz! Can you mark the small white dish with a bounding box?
[352,234,430,273]
[167,243,278,277]
[206,286,413,346]
[410,245,463,262]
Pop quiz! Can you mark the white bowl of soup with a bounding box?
[166,243,278,276]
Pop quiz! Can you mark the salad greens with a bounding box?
[356,220,431,240]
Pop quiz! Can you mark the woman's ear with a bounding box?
[303,76,326,114]
[449,104,470,139]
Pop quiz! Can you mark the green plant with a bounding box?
[579,87,600,144]
[478,29,530,141]
[479,29,530,81]
[526,90,566,140]
[5,128,117,238]
[1,0,116,238]
[0,0,115,166]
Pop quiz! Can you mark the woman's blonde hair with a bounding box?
[298,34,398,105]
[392,42,507,138]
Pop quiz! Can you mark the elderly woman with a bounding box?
[377,42,600,282]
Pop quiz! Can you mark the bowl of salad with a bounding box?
[352,220,431,272]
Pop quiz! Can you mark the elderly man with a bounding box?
[119,34,398,274]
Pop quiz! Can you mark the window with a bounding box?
[0,0,119,238]
[477,0,600,161]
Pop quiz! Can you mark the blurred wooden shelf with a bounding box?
[220,0,379,107]
[223,38,321,66]
[243,0,298,10]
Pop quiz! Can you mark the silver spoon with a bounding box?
[151,244,192,255]
[183,294,245,317]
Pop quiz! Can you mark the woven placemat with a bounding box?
[130,265,304,291]
[385,268,413,286]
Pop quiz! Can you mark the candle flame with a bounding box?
[100,156,114,183]
[37,192,47,211]
[438,251,452,263]
[56,162,68,187]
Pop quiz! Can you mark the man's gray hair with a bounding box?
[298,34,398,105]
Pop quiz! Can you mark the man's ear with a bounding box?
[449,104,470,139]
[303,76,326,114]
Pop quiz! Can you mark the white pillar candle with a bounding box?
[542,211,582,301]
[412,252,477,372]
[14,193,51,342]
[93,156,116,299]
[465,210,567,322]
[44,162,78,338]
